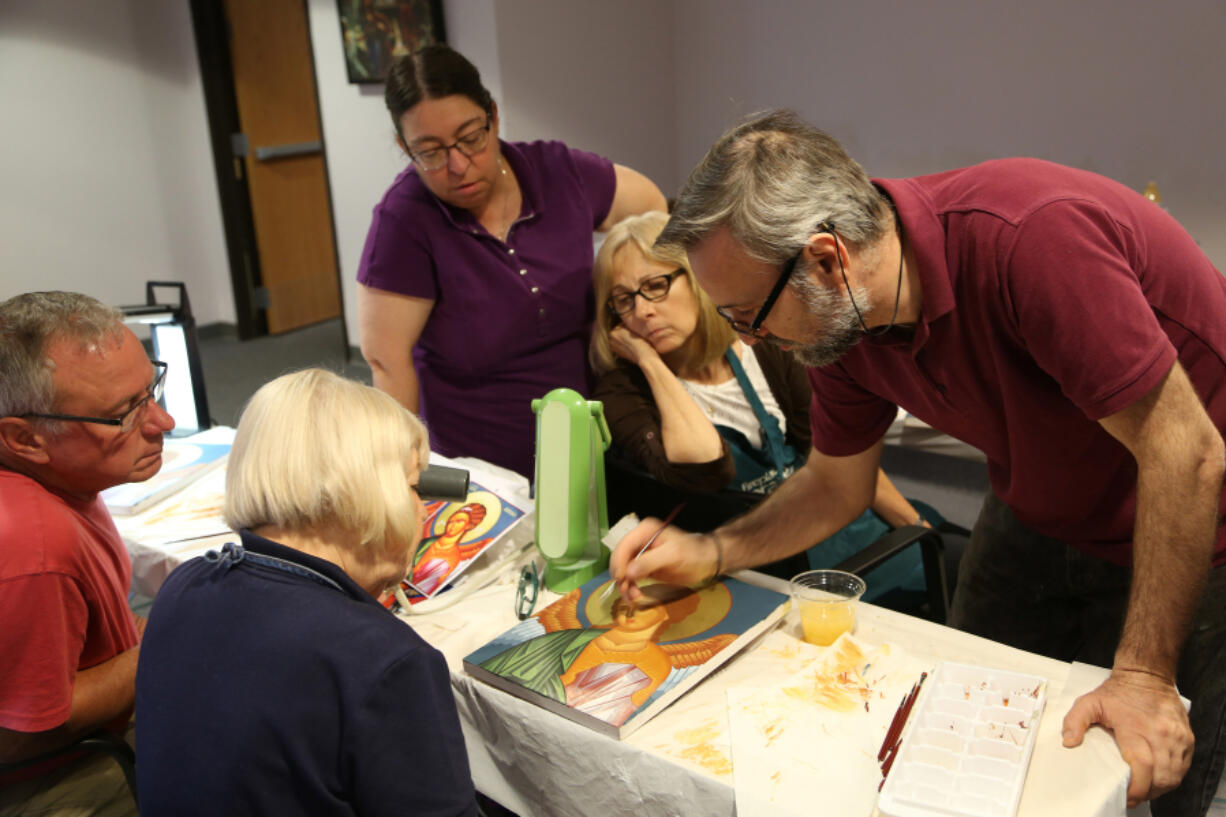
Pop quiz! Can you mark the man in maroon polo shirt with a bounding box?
[610,110,1226,817]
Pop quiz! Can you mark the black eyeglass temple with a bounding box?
[749,254,799,331]
[748,222,838,332]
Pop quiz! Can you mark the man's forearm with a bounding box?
[1096,363,1225,680]
[0,646,139,763]
[717,449,877,572]
[1116,452,1222,680]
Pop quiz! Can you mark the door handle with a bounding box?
[254,140,322,161]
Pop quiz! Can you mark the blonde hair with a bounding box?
[589,211,734,375]
[224,369,429,553]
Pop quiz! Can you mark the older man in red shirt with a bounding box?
[0,291,174,815]
[612,110,1226,816]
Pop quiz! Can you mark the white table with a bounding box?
[405,563,1141,817]
[120,449,1226,817]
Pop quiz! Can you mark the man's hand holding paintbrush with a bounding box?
[611,454,875,603]
[609,506,723,603]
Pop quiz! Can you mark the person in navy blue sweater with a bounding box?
[135,369,476,817]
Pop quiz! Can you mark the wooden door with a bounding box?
[224,0,341,334]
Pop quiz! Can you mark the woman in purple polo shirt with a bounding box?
[357,45,666,478]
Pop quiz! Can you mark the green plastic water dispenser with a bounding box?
[531,388,611,592]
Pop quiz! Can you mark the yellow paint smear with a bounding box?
[781,677,868,712]
[673,719,722,746]
[765,643,802,660]
[668,719,733,777]
[676,742,733,776]
[761,719,784,745]
[779,638,874,712]
[825,637,865,673]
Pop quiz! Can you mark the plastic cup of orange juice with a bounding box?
[789,569,867,646]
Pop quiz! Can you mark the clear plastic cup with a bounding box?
[789,569,867,646]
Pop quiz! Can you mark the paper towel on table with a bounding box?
[727,633,934,817]
[1021,662,1151,817]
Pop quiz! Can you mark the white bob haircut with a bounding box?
[224,368,429,553]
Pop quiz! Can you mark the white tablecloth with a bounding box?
[404,563,1142,817]
[120,445,1226,817]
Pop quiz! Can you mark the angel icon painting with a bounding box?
[407,483,523,597]
[466,575,787,737]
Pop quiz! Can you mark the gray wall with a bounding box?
[490,0,677,195]
[2,1,1222,341]
[672,0,1226,266]
[315,0,678,344]
[0,0,232,325]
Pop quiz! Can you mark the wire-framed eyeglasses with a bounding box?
[715,222,836,337]
[606,269,685,316]
[19,361,168,434]
[408,118,492,171]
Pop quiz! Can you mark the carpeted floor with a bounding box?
[196,318,370,427]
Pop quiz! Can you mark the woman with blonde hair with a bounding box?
[591,211,809,497]
[592,213,932,589]
[135,369,476,816]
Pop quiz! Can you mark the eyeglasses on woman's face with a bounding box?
[18,360,168,434]
[606,269,685,316]
[408,117,492,172]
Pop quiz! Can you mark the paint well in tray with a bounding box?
[877,661,1047,817]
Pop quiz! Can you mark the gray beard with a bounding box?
[786,327,864,368]
[773,274,868,368]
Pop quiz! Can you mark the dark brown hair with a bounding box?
[384,44,493,140]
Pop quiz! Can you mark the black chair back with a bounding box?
[604,446,954,620]
[606,448,815,581]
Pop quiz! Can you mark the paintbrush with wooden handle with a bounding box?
[601,503,686,604]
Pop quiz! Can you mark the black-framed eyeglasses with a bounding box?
[715,221,836,337]
[19,361,168,434]
[606,269,685,316]
[515,561,540,620]
[408,118,492,171]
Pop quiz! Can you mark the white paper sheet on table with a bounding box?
[1022,662,1154,817]
[727,633,935,817]
[113,465,230,546]
[111,427,236,544]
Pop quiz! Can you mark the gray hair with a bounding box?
[658,110,894,266]
[0,292,125,421]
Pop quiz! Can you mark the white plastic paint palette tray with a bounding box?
[877,661,1048,817]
